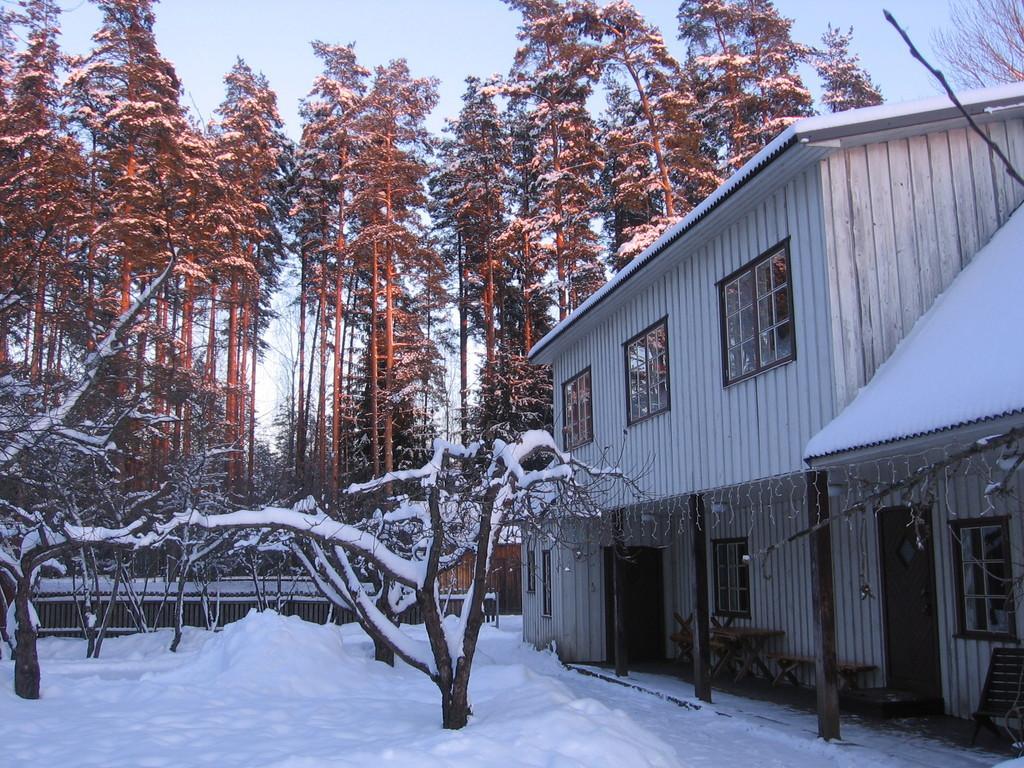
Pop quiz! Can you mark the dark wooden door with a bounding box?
[604,546,666,664]
[879,506,942,698]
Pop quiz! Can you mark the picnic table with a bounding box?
[710,626,784,682]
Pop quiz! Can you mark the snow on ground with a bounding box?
[0,612,1003,767]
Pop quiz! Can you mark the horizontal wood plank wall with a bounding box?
[551,165,834,498]
[821,119,1024,409]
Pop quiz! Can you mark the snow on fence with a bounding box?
[32,578,498,638]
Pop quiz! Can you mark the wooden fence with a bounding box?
[32,579,503,638]
[437,543,522,614]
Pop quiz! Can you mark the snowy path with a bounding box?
[0,612,1006,767]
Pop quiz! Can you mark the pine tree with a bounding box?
[814,25,882,113]
[0,0,86,385]
[678,0,813,171]
[506,0,606,319]
[66,0,222,486]
[586,0,719,265]
[212,59,287,496]
[431,77,509,441]
[295,42,369,493]
[349,59,443,475]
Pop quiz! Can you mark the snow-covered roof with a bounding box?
[804,202,1024,461]
[529,82,1024,364]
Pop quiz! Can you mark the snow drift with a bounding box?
[0,611,679,767]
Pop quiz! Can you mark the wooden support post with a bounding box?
[612,513,629,678]
[808,470,840,741]
[690,493,712,703]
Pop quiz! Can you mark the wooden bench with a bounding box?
[765,652,876,691]
[671,612,737,670]
[973,648,1024,744]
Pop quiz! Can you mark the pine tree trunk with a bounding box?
[226,278,239,490]
[369,242,380,477]
[383,249,395,475]
[13,577,40,700]
[296,253,308,487]
[457,233,469,443]
[206,284,218,383]
[317,260,329,492]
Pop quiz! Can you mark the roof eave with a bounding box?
[804,411,1024,469]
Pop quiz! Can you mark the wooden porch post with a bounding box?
[689,493,712,703]
[612,511,629,677]
[808,470,840,741]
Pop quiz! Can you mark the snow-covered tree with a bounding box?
[814,25,882,113]
[678,0,813,171]
[182,430,628,729]
[0,258,177,698]
[0,0,87,378]
[432,77,511,441]
[506,0,606,319]
[586,0,719,264]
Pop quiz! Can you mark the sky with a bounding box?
[16,0,960,433]
[36,0,956,139]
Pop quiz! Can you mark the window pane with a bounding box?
[983,526,1004,559]
[760,329,776,365]
[962,528,982,561]
[771,253,787,288]
[989,599,1010,633]
[740,339,756,374]
[725,281,739,315]
[727,314,742,347]
[965,597,987,632]
[774,288,789,323]
[963,563,984,596]
[739,305,755,342]
[755,260,771,296]
[728,347,742,379]
[776,323,793,358]
[758,296,773,329]
[738,272,754,308]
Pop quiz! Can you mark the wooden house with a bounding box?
[522,83,1024,736]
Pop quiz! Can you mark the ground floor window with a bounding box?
[951,518,1014,638]
[526,547,536,593]
[713,538,750,618]
[541,549,552,617]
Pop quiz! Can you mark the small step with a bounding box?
[840,687,945,719]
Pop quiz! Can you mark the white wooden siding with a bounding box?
[552,165,835,498]
[822,120,1024,408]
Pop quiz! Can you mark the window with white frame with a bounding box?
[952,518,1014,637]
[562,368,593,449]
[713,538,751,618]
[625,319,670,424]
[720,242,795,385]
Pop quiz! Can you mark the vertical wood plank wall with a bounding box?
[822,120,1024,409]
[550,165,835,498]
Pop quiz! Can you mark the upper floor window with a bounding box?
[562,368,593,449]
[719,241,795,385]
[713,538,751,618]
[952,518,1015,638]
[624,319,670,424]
